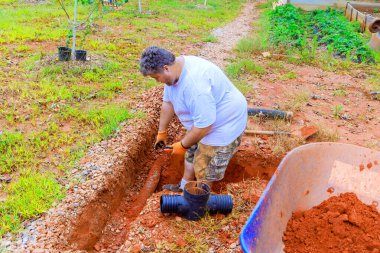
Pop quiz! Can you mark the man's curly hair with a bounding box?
[139,46,176,76]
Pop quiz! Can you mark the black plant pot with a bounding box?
[75,50,87,61]
[58,47,71,61]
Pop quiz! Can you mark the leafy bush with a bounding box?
[268,4,307,49]
[267,4,375,63]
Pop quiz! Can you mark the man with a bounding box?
[139,46,247,192]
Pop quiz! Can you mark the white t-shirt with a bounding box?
[163,56,247,146]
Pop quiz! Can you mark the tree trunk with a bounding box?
[71,0,78,61]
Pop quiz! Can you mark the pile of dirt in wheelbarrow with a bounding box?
[283,192,380,253]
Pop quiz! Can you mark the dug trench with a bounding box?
[66,86,281,252]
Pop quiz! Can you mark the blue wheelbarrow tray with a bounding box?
[240,142,380,253]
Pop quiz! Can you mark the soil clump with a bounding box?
[283,192,380,253]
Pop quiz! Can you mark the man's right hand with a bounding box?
[154,130,167,149]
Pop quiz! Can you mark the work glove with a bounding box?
[166,141,188,157]
[154,130,167,150]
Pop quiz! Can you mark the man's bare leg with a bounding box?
[184,161,214,191]
[183,160,195,181]
[180,160,195,189]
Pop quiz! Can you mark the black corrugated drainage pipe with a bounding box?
[160,182,233,221]
[247,107,293,120]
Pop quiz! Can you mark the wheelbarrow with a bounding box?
[240,142,380,253]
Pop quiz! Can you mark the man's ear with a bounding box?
[162,65,169,72]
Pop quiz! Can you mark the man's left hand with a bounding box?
[166,141,188,156]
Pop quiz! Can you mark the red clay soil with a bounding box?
[299,125,319,139]
[283,192,380,253]
[118,177,268,253]
[92,135,279,252]
[92,156,169,252]
[157,138,280,194]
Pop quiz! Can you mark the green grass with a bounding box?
[234,80,254,95]
[0,3,93,44]
[332,86,348,97]
[225,59,265,78]
[279,71,297,80]
[332,104,344,118]
[202,34,217,43]
[235,37,256,53]
[235,10,270,57]
[86,105,134,138]
[60,104,138,138]
[0,171,64,236]
[368,75,380,92]
[0,122,78,174]
[103,81,123,92]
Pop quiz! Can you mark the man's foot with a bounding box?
[162,183,183,192]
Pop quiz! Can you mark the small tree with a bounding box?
[57,0,98,61]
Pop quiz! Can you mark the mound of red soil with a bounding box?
[283,192,380,253]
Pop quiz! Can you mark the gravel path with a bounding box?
[198,0,259,68]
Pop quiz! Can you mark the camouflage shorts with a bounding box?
[185,134,242,181]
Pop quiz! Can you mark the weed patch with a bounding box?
[314,124,340,142]
[226,59,265,79]
[234,80,254,95]
[279,71,297,80]
[283,91,310,112]
[0,171,63,236]
[332,86,348,97]
[202,33,217,43]
[332,104,344,118]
